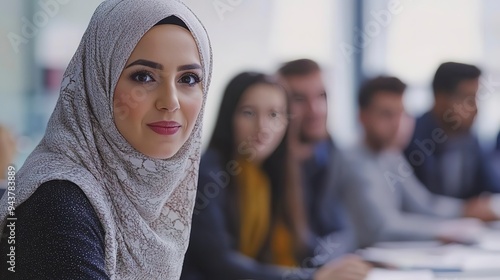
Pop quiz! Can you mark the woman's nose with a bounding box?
[156,83,180,112]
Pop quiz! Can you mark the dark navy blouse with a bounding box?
[0,180,109,279]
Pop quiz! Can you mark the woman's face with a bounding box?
[233,84,288,164]
[113,24,203,159]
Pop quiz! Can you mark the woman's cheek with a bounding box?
[116,88,154,122]
[113,89,132,123]
[234,118,254,147]
[182,92,203,131]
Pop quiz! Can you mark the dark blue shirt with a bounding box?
[404,111,500,198]
[0,180,108,279]
[301,140,356,261]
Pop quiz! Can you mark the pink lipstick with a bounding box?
[147,121,181,135]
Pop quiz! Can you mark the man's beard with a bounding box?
[299,128,326,144]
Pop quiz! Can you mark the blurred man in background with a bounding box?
[278,59,366,265]
[343,76,495,247]
[404,62,500,219]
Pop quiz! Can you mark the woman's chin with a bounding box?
[140,147,179,160]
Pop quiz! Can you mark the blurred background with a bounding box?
[1,0,500,166]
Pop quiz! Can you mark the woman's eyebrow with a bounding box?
[125,60,201,72]
[126,59,163,70]
[178,64,202,71]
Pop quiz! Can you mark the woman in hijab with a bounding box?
[0,0,212,279]
[181,72,370,280]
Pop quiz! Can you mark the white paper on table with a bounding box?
[463,254,500,271]
[365,268,434,280]
[373,241,443,249]
[477,229,500,251]
[360,246,463,270]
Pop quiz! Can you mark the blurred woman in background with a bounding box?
[181,72,370,280]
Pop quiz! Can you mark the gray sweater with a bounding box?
[341,143,464,247]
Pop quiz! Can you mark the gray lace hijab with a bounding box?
[0,0,212,278]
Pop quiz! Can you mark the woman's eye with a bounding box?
[131,71,155,83]
[270,112,280,118]
[242,110,254,117]
[179,73,201,87]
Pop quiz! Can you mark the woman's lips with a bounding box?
[147,121,181,135]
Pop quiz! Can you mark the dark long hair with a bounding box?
[209,71,286,169]
[208,72,309,260]
[208,72,287,209]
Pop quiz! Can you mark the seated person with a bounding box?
[343,76,497,247]
[277,59,360,263]
[404,62,500,199]
[181,72,371,280]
